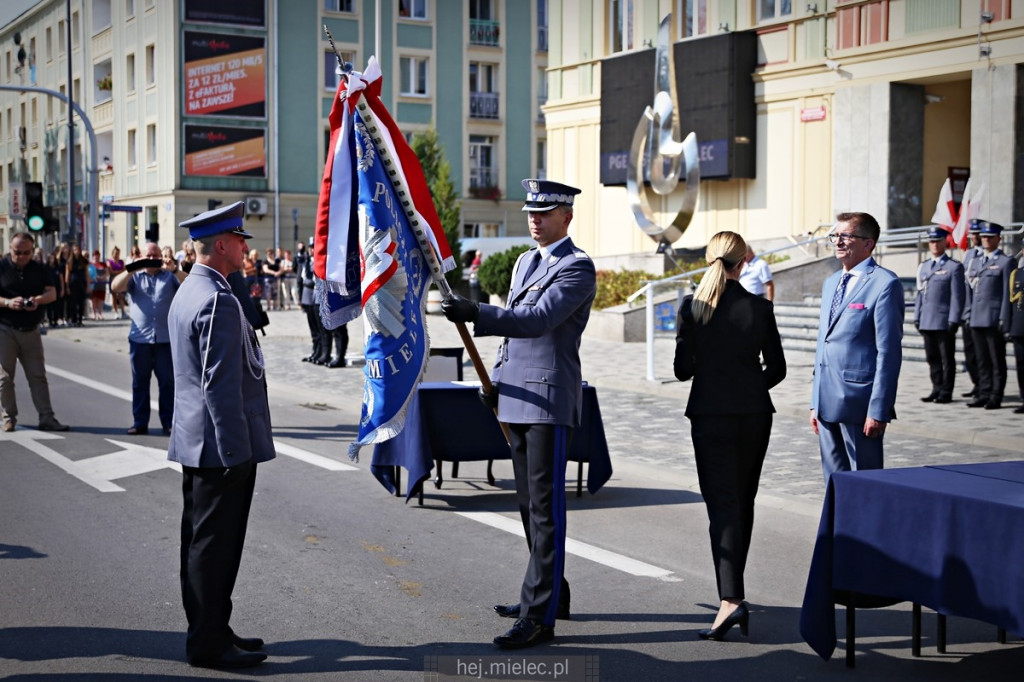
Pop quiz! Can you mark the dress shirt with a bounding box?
[126,270,181,344]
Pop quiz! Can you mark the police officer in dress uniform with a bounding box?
[915,227,965,403]
[168,201,276,669]
[441,179,596,650]
[960,223,984,397]
[964,219,1014,409]
[1008,259,1024,413]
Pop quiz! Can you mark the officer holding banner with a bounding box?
[441,179,596,649]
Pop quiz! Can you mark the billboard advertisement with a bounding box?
[184,31,266,118]
[184,124,266,177]
[184,0,266,27]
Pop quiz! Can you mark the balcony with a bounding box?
[470,91,499,119]
[469,170,498,193]
[470,19,500,46]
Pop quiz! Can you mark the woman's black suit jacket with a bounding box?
[674,279,787,415]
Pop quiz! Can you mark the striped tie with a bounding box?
[828,273,851,326]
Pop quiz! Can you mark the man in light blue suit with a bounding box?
[168,201,276,670]
[442,179,596,650]
[810,212,904,481]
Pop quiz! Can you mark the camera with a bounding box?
[22,298,35,308]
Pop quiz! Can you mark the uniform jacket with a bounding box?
[810,257,904,424]
[965,249,1014,331]
[1009,267,1024,339]
[914,254,965,330]
[673,280,786,417]
[474,238,596,426]
[167,264,276,468]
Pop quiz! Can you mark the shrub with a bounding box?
[477,244,532,297]
[594,269,663,310]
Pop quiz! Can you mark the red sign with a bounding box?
[800,106,827,122]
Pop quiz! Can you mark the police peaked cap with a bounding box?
[971,219,1003,236]
[180,201,253,240]
[521,179,581,212]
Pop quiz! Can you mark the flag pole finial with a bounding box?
[323,25,353,75]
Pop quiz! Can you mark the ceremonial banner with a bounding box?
[314,58,454,458]
[952,178,984,249]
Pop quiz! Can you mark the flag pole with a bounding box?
[324,29,507,442]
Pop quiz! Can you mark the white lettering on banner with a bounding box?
[699,144,715,162]
[366,358,383,379]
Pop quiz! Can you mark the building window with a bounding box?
[399,0,427,20]
[758,0,792,22]
[146,124,156,165]
[126,0,134,17]
[681,0,707,37]
[537,0,548,51]
[145,44,155,86]
[469,0,498,46]
[72,11,80,48]
[537,139,547,180]
[399,56,428,96]
[324,49,355,90]
[127,128,137,169]
[45,28,52,62]
[126,53,135,93]
[463,222,501,238]
[536,66,547,122]
[469,134,497,192]
[58,20,66,54]
[324,0,354,11]
[610,0,634,53]
[469,62,498,119]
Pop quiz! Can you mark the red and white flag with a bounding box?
[952,178,984,250]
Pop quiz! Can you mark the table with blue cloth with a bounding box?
[800,461,1024,666]
[371,381,613,503]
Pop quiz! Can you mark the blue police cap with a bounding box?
[180,201,253,240]
[972,219,1003,236]
[521,178,581,213]
[926,227,949,241]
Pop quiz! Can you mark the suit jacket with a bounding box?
[965,249,1014,331]
[474,238,596,426]
[673,280,786,416]
[167,264,276,468]
[810,257,904,424]
[914,254,965,330]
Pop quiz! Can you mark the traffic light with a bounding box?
[25,181,44,232]
[42,207,59,234]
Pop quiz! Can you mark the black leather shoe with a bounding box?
[494,603,570,620]
[698,602,750,641]
[493,618,554,649]
[1014,405,1024,414]
[985,400,1002,410]
[327,357,347,368]
[920,393,938,402]
[962,389,978,398]
[313,356,330,366]
[934,395,953,404]
[967,398,988,408]
[231,633,265,652]
[127,426,149,435]
[189,645,266,669]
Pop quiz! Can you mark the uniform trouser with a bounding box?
[817,417,884,483]
[180,462,257,661]
[971,326,1007,402]
[690,413,772,601]
[332,324,349,361]
[0,325,56,424]
[921,329,956,398]
[1013,338,1024,400]
[962,323,979,389]
[302,304,327,360]
[129,340,174,430]
[508,423,572,627]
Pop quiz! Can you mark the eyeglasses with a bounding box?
[828,233,871,245]
[11,249,33,256]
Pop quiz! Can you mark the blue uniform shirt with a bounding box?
[126,270,180,344]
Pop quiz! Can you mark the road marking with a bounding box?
[455,511,679,581]
[46,365,355,472]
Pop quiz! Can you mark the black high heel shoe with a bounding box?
[698,602,749,641]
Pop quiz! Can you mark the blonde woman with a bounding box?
[673,231,786,641]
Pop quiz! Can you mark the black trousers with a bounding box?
[508,423,572,627]
[962,323,979,389]
[921,329,956,398]
[180,462,257,661]
[971,326,1007,402]
[1014,338,1024,400]
[302,304,328,361]
[689,413,772,601]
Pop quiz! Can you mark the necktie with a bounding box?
[828,273,851,326]
[522,251,542,281]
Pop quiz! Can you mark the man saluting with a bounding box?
[442,179,596,649]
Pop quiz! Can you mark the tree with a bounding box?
[411,129,462,287]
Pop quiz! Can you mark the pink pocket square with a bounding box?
[848,303,865,310]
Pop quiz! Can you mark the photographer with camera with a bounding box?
[0,232,70,432]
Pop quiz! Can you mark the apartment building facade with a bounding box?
[0,0,550,260]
